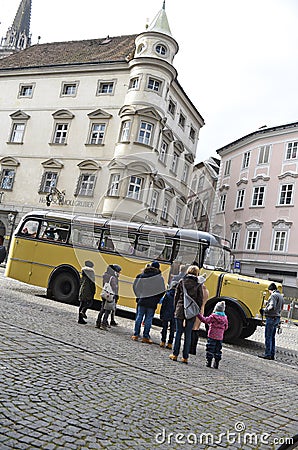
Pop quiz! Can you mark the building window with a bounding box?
[242,152,250,169]
[170,153,179,174]
[178,112,186,129]
[120,121,131,142]
[159,140,168,163]
[147,77,161,92]
[108,174,120,196]
[235,189,245,209]
[286,142,298,160]
[246,231,258,250]
[127,176,143,200]
[219,194,226,212]
[0,169,15,190]
[129,77,139,89]
[201,199,208,217]
[198,175,204,188]
[273,230,287,252]
[39,172,58,194]
[53,123,69,144]
[231,231,239,250]
[279,184,293,205]
[61,82,78,96]
[149,190,159,213]
[168,99,176,117]
[161,198,169,220]
[189,126,196,142]
[182,163,189,183]
[155,44,167,55]
[137,121,153,146]
[88,123,106,145]
[223,160,231,176]
[9,123,25,143]
[18,84,33,98]
[258,145,270,164]
[76,174,96,197]
[97,81,115,95]
[193,200,200,219]
[252,186,265,206]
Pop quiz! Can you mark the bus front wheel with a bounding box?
[224,305,243,343]
[51,271,79,304]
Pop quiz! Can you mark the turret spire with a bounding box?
[147,1,172,36]
[0,0,32,59]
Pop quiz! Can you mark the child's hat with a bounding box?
[213,301,225,312]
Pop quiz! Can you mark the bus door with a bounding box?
[8,219,40,283]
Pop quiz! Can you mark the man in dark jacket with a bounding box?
[258,283,284,360]
[131,261,165,344]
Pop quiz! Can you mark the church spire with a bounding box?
[0,0,32,59]
[147,1,172,36]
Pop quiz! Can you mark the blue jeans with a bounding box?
[133,306,155,339]
[206,337,223,362]
[173,317,196,359]
[265,317,280,357]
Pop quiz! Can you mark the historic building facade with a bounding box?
[211,121,298,293]
[0,2,205,246]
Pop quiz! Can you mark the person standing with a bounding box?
[171,264,187,284]
[159,281,177,349]
[258,283,284,360]
[78,260,96,324]
[131,261,165,344]
[0,236,7,264]
[96,264,121,330]
[169,265,203,364]
[197,301,228,369]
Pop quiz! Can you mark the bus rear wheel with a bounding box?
[224,305,243,343]
[51,271,79,304]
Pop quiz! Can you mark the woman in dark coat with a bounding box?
[169,265,203,363]
[78,260,96,324]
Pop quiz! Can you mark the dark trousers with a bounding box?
[161,318,175,344]
[206,337,223,362]
[79,298,93,315]
[265,317,280,357]
[96,301,112,326]
[173,317,196,359]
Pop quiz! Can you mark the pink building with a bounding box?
[212,121,298,294]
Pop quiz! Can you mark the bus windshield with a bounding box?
[203,245,231,272]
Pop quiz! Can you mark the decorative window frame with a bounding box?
[8,110,30,144]
[0,157,19,191]
[155,42,168,57]
[145,75,164,96]
[128,76,140,91]
[86,109,112,146]
[74,160,100,197]
[96,79,116,96]
[278,183,294,206]
[18,83,35,99]
[285,141,298,160]
[107,173,121,197]
[251,185,266,207]
[60,81,79,97]
[245,219,263,251]
[271,219,292,252]
[51,110,74,145]
[39,159,64,194]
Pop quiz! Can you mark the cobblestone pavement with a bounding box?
[0,268,297,449]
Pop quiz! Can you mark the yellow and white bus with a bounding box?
[5,210,280,341]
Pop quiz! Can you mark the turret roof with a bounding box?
[147,1,172,36]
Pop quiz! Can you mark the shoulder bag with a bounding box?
[183,282,200,320]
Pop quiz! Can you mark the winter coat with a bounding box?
[79,266,96,302]
[0,245,6,264]
[133,266,165,309]
[174,274,203,320]
[198,312,228,340]
[102,265,119,300]
[160,288,175,321]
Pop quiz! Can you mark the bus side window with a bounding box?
[20,220,39,238]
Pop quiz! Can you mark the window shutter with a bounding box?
[74,174,83,197]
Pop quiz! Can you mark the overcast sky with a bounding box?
[1,0,297,162]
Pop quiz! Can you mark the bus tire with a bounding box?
[224,305,243,343]
[239,321,257,339]
[51,271,79,304]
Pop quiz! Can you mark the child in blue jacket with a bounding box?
[159,281,177,349]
